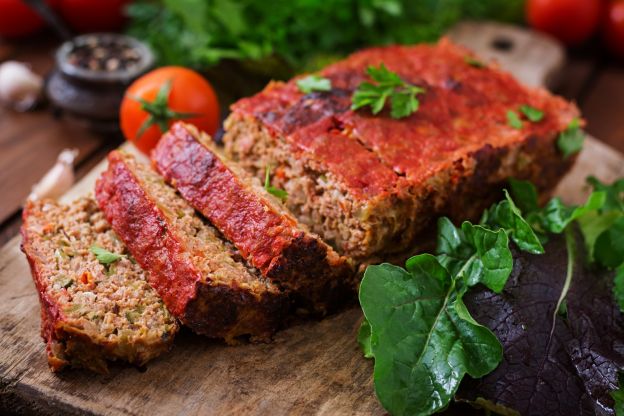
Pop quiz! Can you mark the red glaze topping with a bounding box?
[95,151,200,317]
[231,38,579,188]
[153,123,301,273]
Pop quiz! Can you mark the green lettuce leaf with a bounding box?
[359,257,502,416]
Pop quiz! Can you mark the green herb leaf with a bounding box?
[351,64,424,119]
[357,319,373,359]
[557,117,585,158]
[90,245,123,265]
[594,217,624,268]
[506,110,522,129]
[614,266,624,313]
[519,105,544,122]
[539,192,606,234]
[464,56,486,68]
[587,176,624,212]
[481,190,544,254]
[577,210,621,261]
[434,218,515,293]
[612,373,624,415]
[296,74,332,93]
[508,178,539,213]
[264,165,288,201]
[360,257,502,416]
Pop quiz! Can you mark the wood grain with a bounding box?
[0,137,621,416]
[0,38,117,226]
[581,66,624,153]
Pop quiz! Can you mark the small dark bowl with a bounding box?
[46,33,154,131]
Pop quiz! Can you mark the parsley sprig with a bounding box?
[351,64,425,119]
[264,165,288,202]
[557,117,585,158]
[296,75,331,93]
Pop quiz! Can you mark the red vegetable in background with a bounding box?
[604,0,624,58]
[526,0,602,45]
[120,66,220,155]
[0,0,57,38]
[57,0,130,33]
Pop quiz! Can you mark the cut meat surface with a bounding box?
[152,122,355,315]
[21,198,177,373]
[95,150,286,343]
[223,38,579,260]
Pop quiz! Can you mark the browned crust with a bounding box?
[152,123,355,315]
[223,113,576,262]
[95,151,286,343]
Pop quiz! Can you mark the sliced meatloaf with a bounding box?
[223,38,579,260]
[152,122,355,315]
[95,150,285,343]
[21,197,177,373]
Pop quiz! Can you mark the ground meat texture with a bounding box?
[20,198,178,373]
[223,38,579,261]
[152,122,355,316]
[95,151,286,342]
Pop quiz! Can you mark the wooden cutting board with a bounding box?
[2,23,624,416]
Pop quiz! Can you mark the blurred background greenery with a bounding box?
[126,0,525,76]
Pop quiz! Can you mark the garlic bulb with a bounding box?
[0,61,43,111]
[28,149,79,201]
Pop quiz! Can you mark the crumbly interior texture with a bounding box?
[122,152,278,294]
[23,197,177,371]
[223,114,571,263]
[224,115,419,259]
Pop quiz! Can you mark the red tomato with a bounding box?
[0,0,55,38]
[604,1,624,58]
[120,66,220,155]
[57,0,130,33]
[526,0,602,46]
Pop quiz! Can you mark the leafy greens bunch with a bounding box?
[126,0,524,73]
[358,176,624,416]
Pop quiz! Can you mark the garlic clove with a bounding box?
[0,61,43,111]
[28,149,79,201]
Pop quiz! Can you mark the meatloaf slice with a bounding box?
[223,38,579,260]
[21,197,177,373]
[152,122,355,315]
[95,150,285,343]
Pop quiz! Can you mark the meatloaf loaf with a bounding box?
[152,122,355,315]
[95,150,285,343]
[223,38,579,260]
[21,197,178,373]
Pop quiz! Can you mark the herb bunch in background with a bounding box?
[126,0,524,76]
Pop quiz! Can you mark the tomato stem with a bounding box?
[132,79,200,139]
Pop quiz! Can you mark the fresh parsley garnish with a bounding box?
[506,110,522,129]
[90,245,123,265]
[264,165,288,201]
[296,75,331,94]
[557,117,584,158]
[464,56,486,68]
[519,104,544,122]
[351,64,425,119]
